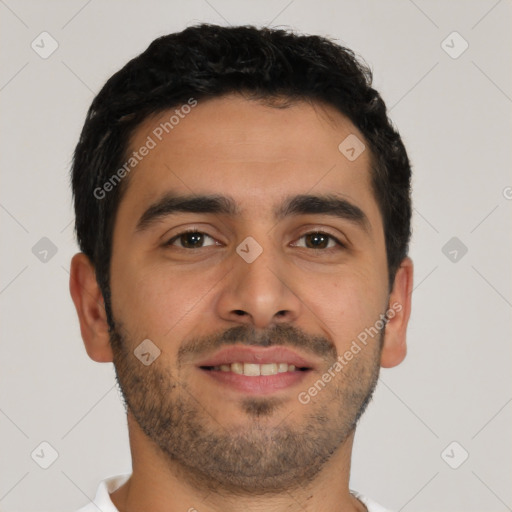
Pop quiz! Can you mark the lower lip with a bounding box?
[199,368,311,395]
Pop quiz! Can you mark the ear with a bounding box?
[380,257,413,368]
[69,252,114,363]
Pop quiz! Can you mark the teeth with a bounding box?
[210,363,302,376]
[244,363,260,376]
[261,363,278,376]
[231,362,244,375]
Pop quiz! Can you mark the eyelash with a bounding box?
[164,229,345,252]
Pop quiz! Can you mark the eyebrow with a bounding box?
[135,192,371,234]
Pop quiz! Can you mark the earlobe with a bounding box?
[69,252,114,363]
[380,257,414,368]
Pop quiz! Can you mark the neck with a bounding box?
[110,412,366,512]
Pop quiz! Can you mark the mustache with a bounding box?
[177,323,337,364]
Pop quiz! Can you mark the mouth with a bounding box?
[196,346,316,395]
[200,362,310,375]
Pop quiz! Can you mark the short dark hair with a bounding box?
[71,23,412,329]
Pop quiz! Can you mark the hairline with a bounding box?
[115,92,380,220]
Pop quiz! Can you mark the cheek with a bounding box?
[110,256,224,340]
[303,265,387,348]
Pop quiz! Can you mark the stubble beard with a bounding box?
[110,320,382,495]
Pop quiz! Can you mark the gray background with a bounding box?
[0,1,511,511]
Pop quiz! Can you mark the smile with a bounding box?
[201,362,309,376]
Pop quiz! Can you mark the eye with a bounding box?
[164,230,218,249]
[163,229,345,251]
[293,231,345,251]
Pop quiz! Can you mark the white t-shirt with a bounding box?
[75,474,392,512]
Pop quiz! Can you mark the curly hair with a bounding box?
[71,23,412,329]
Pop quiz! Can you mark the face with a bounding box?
[108,94,392,493]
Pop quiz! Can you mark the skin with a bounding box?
[70,93,413,512]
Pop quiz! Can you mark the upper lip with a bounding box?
[196,346,318,370]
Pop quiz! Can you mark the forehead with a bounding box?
[117,94,379,228]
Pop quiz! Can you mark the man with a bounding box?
[69,23,413,512]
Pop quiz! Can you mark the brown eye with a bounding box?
[295,232,344,250]
[165,231,216,249]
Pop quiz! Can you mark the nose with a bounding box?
[214,241,304,330]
